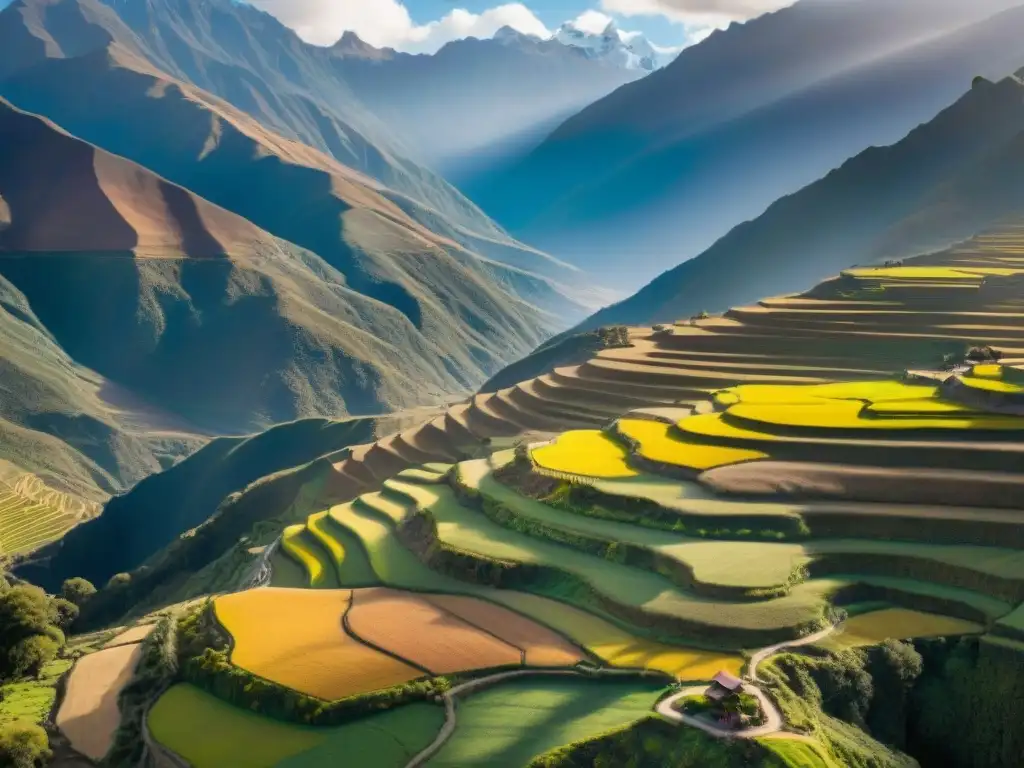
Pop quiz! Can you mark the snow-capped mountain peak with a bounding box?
[553,19,676,71]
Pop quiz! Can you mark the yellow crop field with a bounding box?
[617,419,767,471]
[723,381,937,406]
[425,594,585,667]
[347,588,522,674]
[961,376,1024,394]
[531,430,638,479]
[729,401,1024,431]
[493,593,741,681]
[821,609,982,650]
[970,364,1004,379]
[865,399,981,415]
[214,588,421,700]
[281,524,327,587]
[677,412,780,442]
[843,266,985,280]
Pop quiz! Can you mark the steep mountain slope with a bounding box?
[331,28,644,182]
[0,98,555,444]
[474,0,1024,286]
[0,0,563,285]
[576,74,1024,329]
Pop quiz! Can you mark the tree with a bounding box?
[50,598,78,631]
[0,722,50,768]
[6,635,57,679]
[0,587,52,650]
[60,577,96,607]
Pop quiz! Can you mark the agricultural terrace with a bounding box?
[530,430,637,478]
[56,642,143,760]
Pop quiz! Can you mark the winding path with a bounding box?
[655,625,836,739]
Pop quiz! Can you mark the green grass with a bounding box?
[280,525,337,588]
[276,703,444,767]
[759,737,841,768]
[426,677,664,767]
[0,658,72,726]
[149,684,330,767]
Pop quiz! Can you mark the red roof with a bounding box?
[712,671,743,691]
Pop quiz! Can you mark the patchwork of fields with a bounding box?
[142,229,1024,767]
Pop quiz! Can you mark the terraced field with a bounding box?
[151,224,1024,767]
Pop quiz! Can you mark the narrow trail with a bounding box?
[656,624,837,740]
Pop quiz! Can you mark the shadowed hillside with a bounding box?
[575,73,1024,330]
[0,98,557,442]
[473,0,1024,287]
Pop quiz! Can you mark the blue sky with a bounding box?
[0,0,791,52]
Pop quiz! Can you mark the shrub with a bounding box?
[60,577,97,606]
[7,636,58,679]
[106,573,131,589]
[0,722,50,768]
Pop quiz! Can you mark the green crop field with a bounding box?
[277,703,444,768]
[148,685,329,767]
[0,658,72,726]
[306,507,379,587]
[426,677,664,767]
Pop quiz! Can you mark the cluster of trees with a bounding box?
[595,326,631,349]
[0,575,95,768]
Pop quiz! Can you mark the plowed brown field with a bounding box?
[346,588,522,674]
[425,594,585,667]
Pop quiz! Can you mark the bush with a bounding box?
[50,598,79,631]
[106,573,131,589]
[61,577,97,606]
[6,636,58,679]
[0,722,50,768]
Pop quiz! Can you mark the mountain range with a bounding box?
[328,22,659,184]
[0,0,615,516]
[471,0,1024,288]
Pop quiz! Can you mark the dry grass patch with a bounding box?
[531,430,638,479]
[57,643,143,760]
[424,594,585,667]
[346,587,522,674]
[214,588,420,700]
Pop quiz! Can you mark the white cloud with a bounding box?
[570,10,616,34]
[247,0,550,52]
[601,0,794,26]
